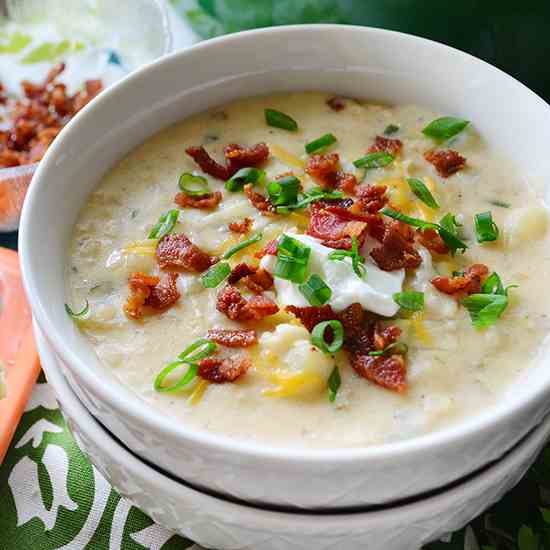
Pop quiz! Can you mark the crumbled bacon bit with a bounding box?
[123,272,180,320]
[326,96,346,111]
[156,233,217,272]
[175,191,222,210]
[227,263,256,285]
[351,184,388,214]
[370,220,422,271]
[424,149,466,178]
[228,217,253,234]
[431,264,489,297]
[285,304,337,332]
[339,303,365,338]
[305,153,357,192]
[417,227,449,254]
[185,142,269,181]
[244,183,274,213]
[198,354,251,383]
[368,135,403,156]
[255,239,278,259]
[227,263,273,293]
[206,328,257,348]
[307,202,367,249]
[217,285,278,321]
[0,66,103,167]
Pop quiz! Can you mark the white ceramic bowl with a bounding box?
[37,323,550,550]
[19,25,550,509]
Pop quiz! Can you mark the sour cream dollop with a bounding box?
[260,233,404,317]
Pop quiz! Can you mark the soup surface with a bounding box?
[67,92,550,448]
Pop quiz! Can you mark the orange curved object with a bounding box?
[0,247,40,463]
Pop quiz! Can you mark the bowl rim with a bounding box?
[38,320,550,526]
[19,23,550,465]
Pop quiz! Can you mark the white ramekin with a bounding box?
[37,323,550,550]
[19,25,550,509]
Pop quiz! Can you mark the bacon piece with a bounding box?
[326,96,346,111]
[424,149,466,178]
[185,142,269,181]
[46,62,66,84]
[431,264,489,297]
[368,135,403,156]
[339,303,366,338]
[227,263,273,293]
[206,328,257,348]
[351,184,388,214]
[285,304,337,332]
[255,239,278,259]
[198,355,251,383]
[123,272,180,319]
[417,227,449,255]
[175,191,222,210]
[305,153,357,192]
[228,217,253,234]
[244,183,273,213]
[217,285,278,321]
[307,202,367,248]
[156,233,217,272]
[370,220,422,271]
[227,263,257,285]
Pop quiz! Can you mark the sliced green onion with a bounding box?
[353,151,394,170]
[299,274,332,306]
[274,235,311,283]
[154,361,198,393]
[178,173,210,196]
[223,232,263,259]
[178,338,217,362]
[407,177,439,209]
[481,272,505,295]
[439,213,462,236]
[65,300,90,319]
[461,293,509,329]
[264,108,298,131]
[225,167,265,192]
[380,207,468,254]
[267,175,300,206]
[384,124,400,135]
[488,199,511,209]
[312,320,344,354]
[201,262,231,288]
[368,342,409,357]
[148,209,179,240]
[305,133,337,154]
[327,365,341,403]
[328,236,366,279]
[422,116,470,142]
[393,291,424,311]
[276,187,343,213]
[474,211,499,243]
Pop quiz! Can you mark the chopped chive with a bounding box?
[312,320,344,354]
[353,151,394,170]
[148,209,179,240]
[305,133,337,154]
[462,294,508,329]
[267,175,300,206]
[223,232,263,259]
[201,262,231,288]
[299,274,332,306]
[328,236,366,279]
[275,187,343,213]
[488,199,511,209]
[264,108,298,131]
[474,211,499,243]
[384,124,400,135]
[65,300,90,319]
[439,213,462,236]
[178,173,211,196]
[177,338,217,362]
[368,342,409,357]
[327,365,341,402]
[406,177,439,209]
[422,116,470,142]
[274,235,311,284]
[225,167,265,192]
[393,291,424,311]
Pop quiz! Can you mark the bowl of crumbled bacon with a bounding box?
[18,25,550,511]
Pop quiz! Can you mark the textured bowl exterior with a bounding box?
[37,325,550,550]
[20,25,550,509]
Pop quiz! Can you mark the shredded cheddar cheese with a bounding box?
[270,143,305,170]
[263,371,323,398]
[123,239,158,257]
[411,311,433,347]
[188,380,210,405]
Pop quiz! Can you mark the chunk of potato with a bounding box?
[506,206,549,248]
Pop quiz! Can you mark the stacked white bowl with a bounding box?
[19,25,550,548]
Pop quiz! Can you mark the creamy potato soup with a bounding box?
[67,92,550,448]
